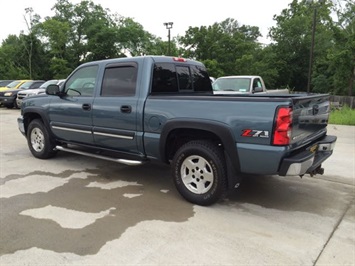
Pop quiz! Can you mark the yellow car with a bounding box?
[0,80,31,92]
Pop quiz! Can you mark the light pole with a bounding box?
[306,0,324,93]
[163,22,173,55]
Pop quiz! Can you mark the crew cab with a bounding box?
[18,56,337,206]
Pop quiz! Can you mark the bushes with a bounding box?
[329,105,355,125]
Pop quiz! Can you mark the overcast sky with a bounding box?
[0,0,293,44]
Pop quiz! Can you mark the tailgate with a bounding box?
[291,94,330,145]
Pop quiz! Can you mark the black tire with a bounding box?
[5,103,14,109]
[14,100,19,109]
[172,140,227,206]
[27,119,57,159]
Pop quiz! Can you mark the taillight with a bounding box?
[273,107,292,145]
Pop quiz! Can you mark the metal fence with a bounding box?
[329,95,355,109]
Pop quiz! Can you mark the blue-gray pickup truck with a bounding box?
[18,56,337,206]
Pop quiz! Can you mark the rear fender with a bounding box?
[160,119,241,181]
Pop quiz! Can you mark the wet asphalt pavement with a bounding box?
[0,107,354,265]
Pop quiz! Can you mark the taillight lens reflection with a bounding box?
[273,107,292,145]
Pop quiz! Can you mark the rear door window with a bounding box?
[101,64,138,97]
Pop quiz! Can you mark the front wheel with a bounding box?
[172,140,227,206]
[27,119,57,159]
[14,100,19,109]
[5,103,14,109]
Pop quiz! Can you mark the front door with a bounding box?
[48,65,98,145]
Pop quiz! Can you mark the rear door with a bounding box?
[92,62,140,154]
[48,65,98,145]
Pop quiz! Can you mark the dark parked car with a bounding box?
[0,80,45,109]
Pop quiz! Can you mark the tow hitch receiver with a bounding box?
[308,165,324,177]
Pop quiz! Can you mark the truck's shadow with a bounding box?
[225,173,353,216]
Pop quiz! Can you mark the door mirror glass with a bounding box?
[46,84,60,95]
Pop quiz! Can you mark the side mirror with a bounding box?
[46,84,61,95]
[253,87,264,93]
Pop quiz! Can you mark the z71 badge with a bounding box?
[241,129,269,138]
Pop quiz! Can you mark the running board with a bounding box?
[55,145,144,166]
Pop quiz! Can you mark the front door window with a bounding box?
[64,65,98,97]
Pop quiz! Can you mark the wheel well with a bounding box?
[23,113,43,135]
[164,128,222,161]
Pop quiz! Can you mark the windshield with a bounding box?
[6,81,21,88]
[0,80,13,87]
[39,80,59,89]
[212,78,251,92]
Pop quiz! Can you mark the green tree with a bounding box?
[269,0,334,92]
[116,17,159,57]
[38,18,72,78]
[0,33,48,80]
[179,18,262,77]
[44,0,163,65]
[23,7,36,79]
[327,0,355,96]
[0,7,48,80]
[0,36,28,79]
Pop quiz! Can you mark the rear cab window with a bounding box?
[151,63,212,93]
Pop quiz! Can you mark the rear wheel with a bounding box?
[27,119,57,159]
[172,140,227,206]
